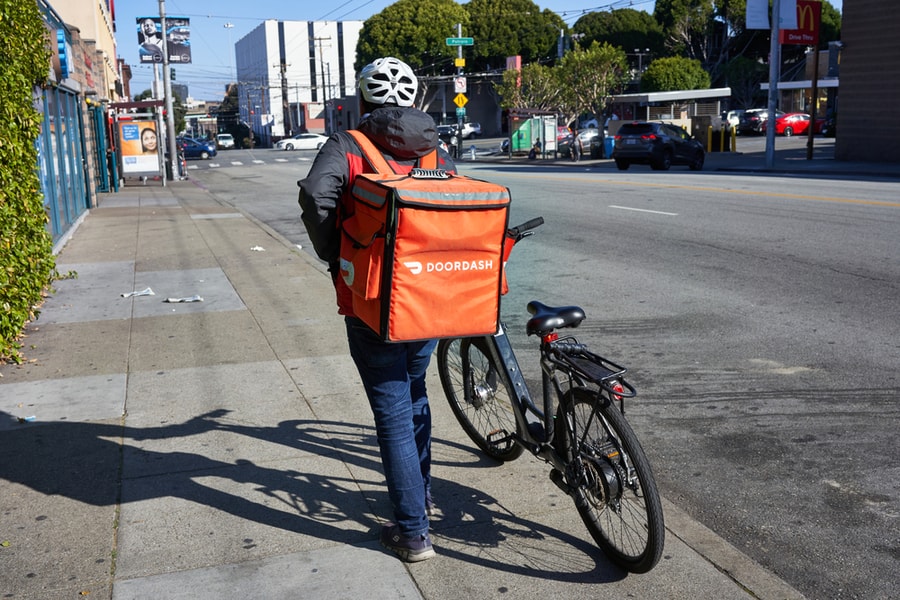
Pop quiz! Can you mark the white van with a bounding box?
[216,133,235,149]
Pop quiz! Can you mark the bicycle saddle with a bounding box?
[526,301,586,336]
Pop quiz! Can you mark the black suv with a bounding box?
[737,109,784,135]
[612,122,705,171]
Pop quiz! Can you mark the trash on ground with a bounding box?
[250,245,266,252]
[163,295,204,303]
[121,287,155,298]
[17,415,37,423]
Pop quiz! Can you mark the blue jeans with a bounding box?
[345,317,436,538]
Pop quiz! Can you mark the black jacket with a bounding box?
[298,107,455,266]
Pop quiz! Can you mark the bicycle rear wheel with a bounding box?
[556,386,664,573]
[436,337,524,461]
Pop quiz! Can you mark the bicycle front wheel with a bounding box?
[436,337,524,461]
[557,386,664,573]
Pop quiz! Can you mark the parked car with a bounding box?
[274,133,328,151]
[558,129,600,158]
[722,109,744,130]
[437,125,457,144]
[737,108,785,135]
[760,112,826,136]
[215,133,235,149]
[460,122,481,139]
[612,121,705,171]
[177,136,217,160]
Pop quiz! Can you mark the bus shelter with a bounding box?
[506,109,558,158]
[109,100,168,183]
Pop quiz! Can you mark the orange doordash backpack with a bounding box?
[340,130,511,342]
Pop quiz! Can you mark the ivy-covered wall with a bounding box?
[0,0,56,362]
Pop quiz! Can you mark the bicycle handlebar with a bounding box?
[508,217,544,241]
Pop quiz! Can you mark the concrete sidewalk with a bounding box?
[1,179,808,599]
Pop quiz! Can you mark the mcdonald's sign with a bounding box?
[779,0,821,45]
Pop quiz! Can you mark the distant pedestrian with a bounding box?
[571,130,582,162]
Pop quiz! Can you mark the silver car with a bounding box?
[274,133,328,151]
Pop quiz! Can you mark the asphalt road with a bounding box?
[190,146,900,600]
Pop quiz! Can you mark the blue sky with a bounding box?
[117,0,841,101]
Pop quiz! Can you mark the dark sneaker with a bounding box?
[380,522,436,562]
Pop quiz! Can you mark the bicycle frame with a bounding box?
[438,218,666,573]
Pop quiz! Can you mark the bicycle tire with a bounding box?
[556,386,664,573]
[436,337,524,461]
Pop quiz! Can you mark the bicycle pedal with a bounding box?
[486,428,511,445]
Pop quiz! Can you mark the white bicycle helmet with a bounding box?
[358,57,418,107]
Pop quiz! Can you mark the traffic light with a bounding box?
[336,104,343,128]
[170,68,176,80]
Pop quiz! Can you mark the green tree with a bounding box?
[466,0,567,71]
[556,42,630,126]
[640,56,711,92]
[134,88,186,133]
[573,8,666,60]
[720,55,767,107]
[653,0,720,65]
[494,61,560,111]
[653,0,842,86]
[355,0,468,74]
[0,0,55,361]
[494,42,628,128]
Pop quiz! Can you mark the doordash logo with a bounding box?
[403,259,493,275]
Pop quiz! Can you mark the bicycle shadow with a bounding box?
[0,409,626,583]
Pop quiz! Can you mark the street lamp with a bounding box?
[634,48,651,73]
[224,23,235,84]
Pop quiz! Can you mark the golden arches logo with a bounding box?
[796,2,819,31]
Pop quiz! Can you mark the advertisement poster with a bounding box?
[137,16,191,64]
[119,121,160,174]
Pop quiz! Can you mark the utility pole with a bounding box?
[159,0,178,183]
[314,36,331,134]
[277,61,292,136]
[765,0,782,169]
[446,25,473,159]
[455,23,464,160]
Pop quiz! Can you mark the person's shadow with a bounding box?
[0,409,625,582]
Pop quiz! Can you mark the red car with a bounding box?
[761,112,825,136]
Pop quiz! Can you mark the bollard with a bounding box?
[469,145,476,160]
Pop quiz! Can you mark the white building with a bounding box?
[235,20,362,145]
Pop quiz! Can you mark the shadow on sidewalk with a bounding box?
[1,410,628,583]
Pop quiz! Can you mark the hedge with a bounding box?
[0,0,56,362]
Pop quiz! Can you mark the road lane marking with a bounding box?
[523,173,900,208]
[609,205,678,216]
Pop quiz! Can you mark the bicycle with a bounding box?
[436,217,665,574]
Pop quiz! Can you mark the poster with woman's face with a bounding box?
[119,121,160,174]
